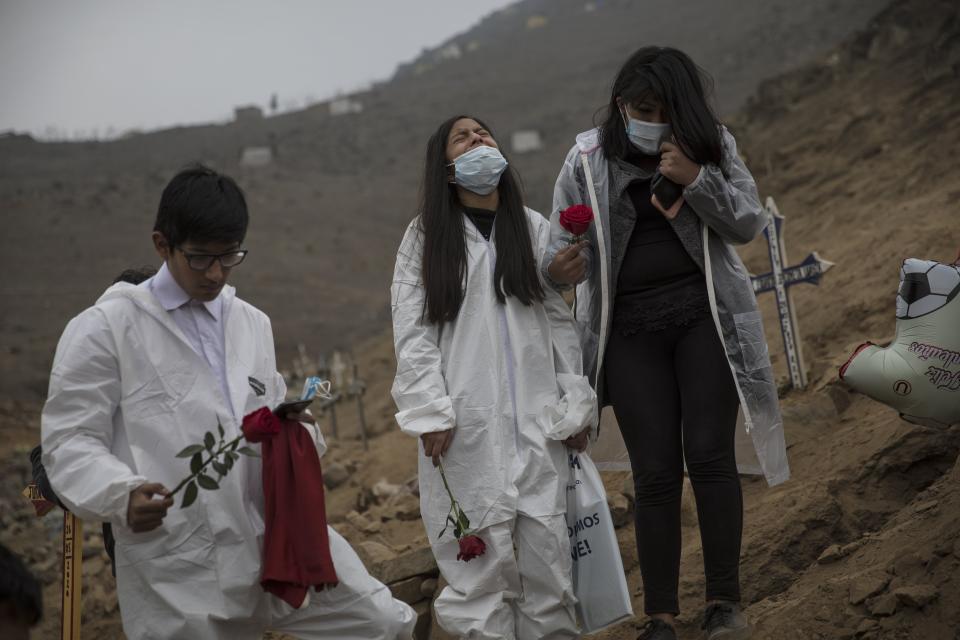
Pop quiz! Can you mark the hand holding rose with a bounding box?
[127,482,174,533]
[548,241,589,285]
[421,429,455,467]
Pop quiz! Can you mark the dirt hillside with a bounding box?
[0,0,887,401]
[724,0,960,636]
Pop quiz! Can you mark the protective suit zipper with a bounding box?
[487,232,522,453]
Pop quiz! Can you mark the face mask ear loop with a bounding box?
[300,376,333,401]
[316,379,332,400]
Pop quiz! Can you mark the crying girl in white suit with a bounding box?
[391,116,599,639]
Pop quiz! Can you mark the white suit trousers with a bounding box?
[143,528,417,640]
[432,514,580,640]
[266,527,416,640]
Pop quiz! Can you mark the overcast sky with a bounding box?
[0,0,514,138]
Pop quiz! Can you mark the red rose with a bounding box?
[242,407,282,443]
[559,204,594,237]
[456,534,487,562]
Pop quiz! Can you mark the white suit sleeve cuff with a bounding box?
[537,373,599,441]
[74,472,149,529]
[395,396,456,437]
[109,475,150,528]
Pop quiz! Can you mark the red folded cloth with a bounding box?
[242,407,338,608]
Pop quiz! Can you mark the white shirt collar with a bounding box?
[150,262,223,321]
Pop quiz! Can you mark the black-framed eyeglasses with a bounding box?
[180,249,249,271]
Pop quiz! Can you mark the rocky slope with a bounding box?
[0,0,887,401]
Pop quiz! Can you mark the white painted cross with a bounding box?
[751,197,835,389]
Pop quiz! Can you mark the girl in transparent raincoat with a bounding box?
[545,47,789,640]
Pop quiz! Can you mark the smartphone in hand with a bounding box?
[273,398,314,417]
[651,171,683,210]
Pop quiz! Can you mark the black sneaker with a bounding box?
[637,618,678,640]
[702,602,750,639]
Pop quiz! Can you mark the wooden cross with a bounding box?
[22,484,82,639]
[750,197,834,390]
[347,363,369,451]
[60,512,83,640]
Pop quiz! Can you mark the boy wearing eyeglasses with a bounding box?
[40,165,415,640]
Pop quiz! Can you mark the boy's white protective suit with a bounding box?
[41,281,414,640]
[391,208,599,638]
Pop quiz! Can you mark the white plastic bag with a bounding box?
[566,451,633,633]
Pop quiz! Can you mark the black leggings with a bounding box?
[605,313,742,615]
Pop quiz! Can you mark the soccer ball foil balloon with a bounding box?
[840,259,960,427]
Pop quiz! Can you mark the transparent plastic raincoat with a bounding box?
[543,127,789,486]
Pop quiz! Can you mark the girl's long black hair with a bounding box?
[598,46,724,166]
[419,115,544,325]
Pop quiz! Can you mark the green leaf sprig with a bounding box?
[437,462,472,540]
[170,420,260,508]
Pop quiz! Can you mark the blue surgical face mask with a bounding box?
[622,110,672,155]
[449,145,508,195]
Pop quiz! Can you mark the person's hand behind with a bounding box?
[281,409,316,424]
[420,429,455,467]
[127,482,174,533]
[548,240,589,285]
[563,427,590,452]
